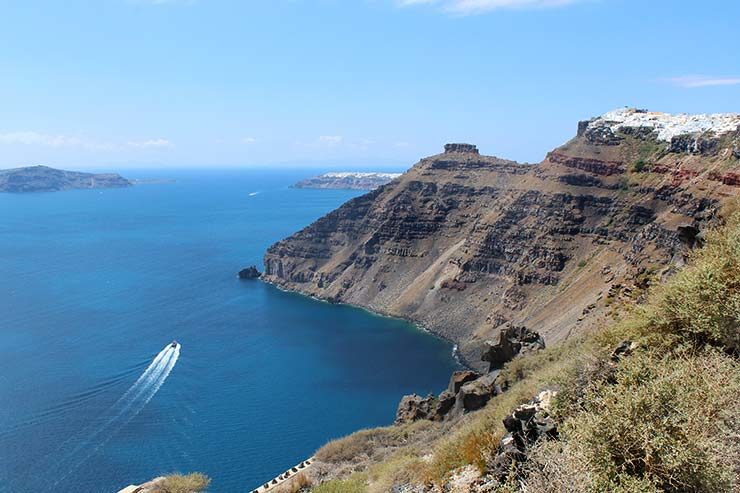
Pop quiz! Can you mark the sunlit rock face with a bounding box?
[264,110,740,369]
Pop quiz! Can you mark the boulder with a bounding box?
[238,265,261,279]
[482,326,545,372]
[395,394,437,424]
[458,373,498,413]
[436,390,457,417]
[448,370,481,394]
[487,389,559,481]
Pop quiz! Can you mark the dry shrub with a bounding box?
[155,473,210,493]
[366,453,425,493]
[648,212,740,352]
[555,350,739,492]
[315,420,437,464]
[522,440,599,493]
[272,472,312,493]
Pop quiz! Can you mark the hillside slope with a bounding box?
[263,109,740,369]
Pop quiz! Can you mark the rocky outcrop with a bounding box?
[481,326,545,372]
[395,394,440,423]
[396,329,546,424]
[396,370,499,423]
[487,390,559,481]
[263,110,740,370]
[238,265,261,279]
[444,143,479,154]
[0,165,131,192]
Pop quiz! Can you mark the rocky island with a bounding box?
[292,171,402,190]
[0,165,132,193]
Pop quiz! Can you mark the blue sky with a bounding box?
[0,0,738,169]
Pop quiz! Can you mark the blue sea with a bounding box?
[0,169,459,493]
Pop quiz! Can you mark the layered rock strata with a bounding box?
[263,109,740,369]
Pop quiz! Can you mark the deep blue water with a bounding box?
[0,169,459,493]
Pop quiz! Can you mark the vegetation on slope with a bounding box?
[313,207,740,492]
[154,473,210,493]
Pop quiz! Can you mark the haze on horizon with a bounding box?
[0,0,738,170]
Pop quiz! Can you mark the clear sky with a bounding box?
[1,0,738,170]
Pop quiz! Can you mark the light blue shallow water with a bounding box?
[0,169,459,493]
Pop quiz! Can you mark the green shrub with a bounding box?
[553,350,739,492]
[631,160,647,172]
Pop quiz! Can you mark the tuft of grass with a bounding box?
[312,473,367,493]
[155,473,210,493]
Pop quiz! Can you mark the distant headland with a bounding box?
[292,171,402,190]
[0,165,132,193]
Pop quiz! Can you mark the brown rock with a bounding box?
[482,326,545,372]
[448,370,481,394]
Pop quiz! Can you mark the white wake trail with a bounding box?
[42,343,181,492]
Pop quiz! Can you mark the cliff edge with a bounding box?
[263,109,740,369]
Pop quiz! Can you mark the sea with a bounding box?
[0,169,459,493]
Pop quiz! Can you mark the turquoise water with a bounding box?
[0,170,459,493]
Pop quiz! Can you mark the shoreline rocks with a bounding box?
[396,329,544,424]
[238,266,261,279]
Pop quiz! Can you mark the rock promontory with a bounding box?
[263,109,740,369]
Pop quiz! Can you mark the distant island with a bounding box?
[292,172,402,190]
[0,165,132,193]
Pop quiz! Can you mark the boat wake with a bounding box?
[38,342,181,491]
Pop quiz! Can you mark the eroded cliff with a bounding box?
[263,109,740,369]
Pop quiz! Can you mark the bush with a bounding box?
[316,421,434,464]
[550,351,739,492]
[155,473,210,493]
[631,160,647,173]
[648,212,740,352]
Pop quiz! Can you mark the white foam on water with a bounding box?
[41,343,181,491]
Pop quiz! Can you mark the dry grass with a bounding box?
[154,473,210,493]
[272,473,312,493]
[311,473,367,493]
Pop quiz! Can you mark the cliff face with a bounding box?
[0,165,132,192]
[263,109,740,369]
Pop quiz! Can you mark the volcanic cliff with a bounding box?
[263,109,740,369]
